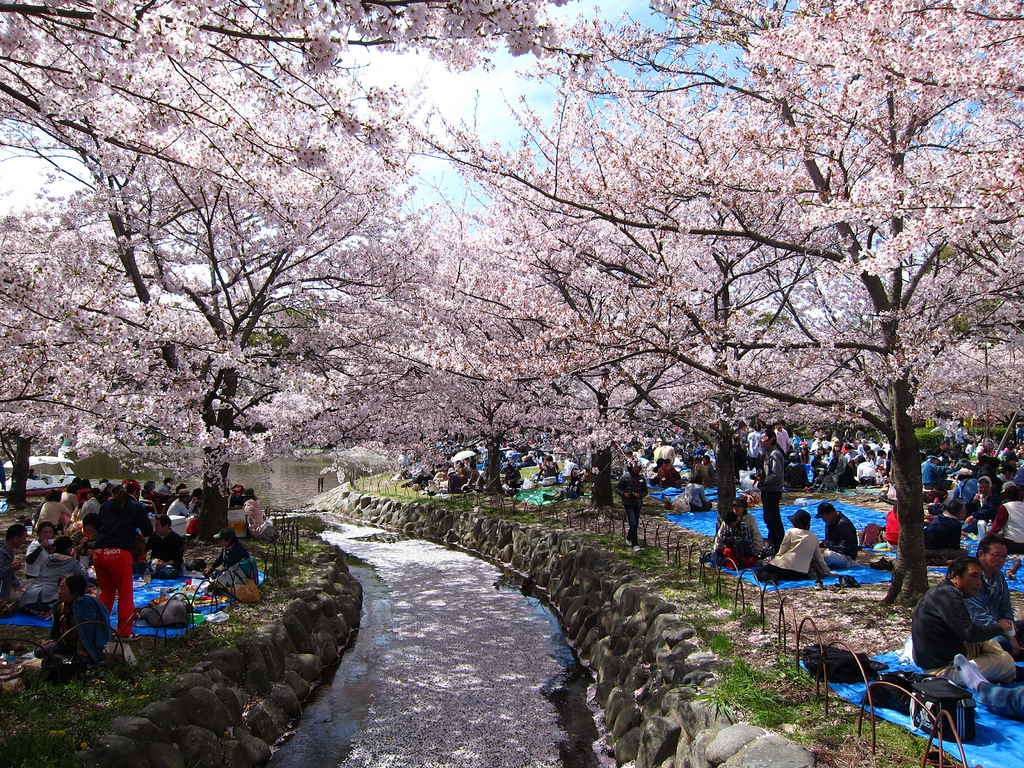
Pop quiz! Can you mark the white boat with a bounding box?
[2,454,77,496]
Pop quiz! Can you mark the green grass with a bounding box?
[0,528,335,767]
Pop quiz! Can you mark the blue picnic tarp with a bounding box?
[0,572,248,637]
[666,499,888,545]
[666,500,894,588]
[721,563,893,589]
[826,652,1024,768]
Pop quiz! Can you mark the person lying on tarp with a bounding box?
[753,510,831,583]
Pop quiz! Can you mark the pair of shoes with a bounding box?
[869,557,895,571]
[953,653,988,691]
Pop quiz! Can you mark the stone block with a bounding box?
[636,716,682,768]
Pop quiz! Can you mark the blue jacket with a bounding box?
[966,567,1014,625]
[923,514,962,550]
[50,595,111,662]
[922,461,947,485]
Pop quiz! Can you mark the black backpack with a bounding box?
[801,645,887,683]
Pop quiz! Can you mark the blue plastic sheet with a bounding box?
[826,652,1024,768]
[0,572,251,636]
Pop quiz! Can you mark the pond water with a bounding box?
[269,521,608,768]
[67,451,386,509]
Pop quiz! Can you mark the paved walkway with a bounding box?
[309,523,599,768]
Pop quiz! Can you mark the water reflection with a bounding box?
[69,452,385,509]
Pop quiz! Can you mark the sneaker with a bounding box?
[953,653,988,691]
[632,546,643,553]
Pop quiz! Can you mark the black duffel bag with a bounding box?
[801,645,888,683]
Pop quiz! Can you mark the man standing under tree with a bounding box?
[758,427,787,554]
[617,459,648,552]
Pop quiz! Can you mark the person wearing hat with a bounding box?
[229,485,246,507]
[730,497,765,555]
[922,454,951,491]
[204,528,254,592]
[753,509,830,583]
[93,479,153,638]
[816,502,859,569]
[163,485,191,518]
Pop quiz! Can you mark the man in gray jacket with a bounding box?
[758,427,787,553]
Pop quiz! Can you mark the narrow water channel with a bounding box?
[269,522,608,768]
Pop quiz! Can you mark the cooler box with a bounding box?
[227,508,247,537]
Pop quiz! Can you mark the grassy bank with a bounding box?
[347,475,952,768]
[0,506,332,768]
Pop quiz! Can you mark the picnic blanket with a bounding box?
[650,486,719,503]
[0,572,249,636]
[514,488,563,506]
[666,500,888,544]
[825,652,1024,768]
[720,563,892,589]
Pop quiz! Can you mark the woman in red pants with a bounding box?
[93,480,153,638]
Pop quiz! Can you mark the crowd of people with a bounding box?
[1,473,268,659]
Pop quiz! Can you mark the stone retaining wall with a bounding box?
[75,545,362,768]
[321,489,815,768]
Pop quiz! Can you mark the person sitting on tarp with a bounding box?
[922,454,951,491]
[753,509,831,583]
[954,653,1024,718]
[714,511,758,570]
[680,473,714,513]
[564,468,584,500]
[655,458,682,489]
[988,483,1024,554]
[965,475,1001,534]
[911,555,1016,683]
[730,497,765,556]
[816,502,859,569]
[966,535,1024,659]
[785,454,809,489]
[19,537,90,617]
[46,572,110,665]
[924,498,970,561]
[145,514,185,579]
[204,528,255,593]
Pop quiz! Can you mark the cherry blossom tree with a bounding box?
[432,0,1024,603]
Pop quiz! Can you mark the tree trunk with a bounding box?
[715,422,736,522]
[883,378,929,605]
[198,460,230,540]
[6,434,32,506]
[590,446,614,508]
[485,437,502,492]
